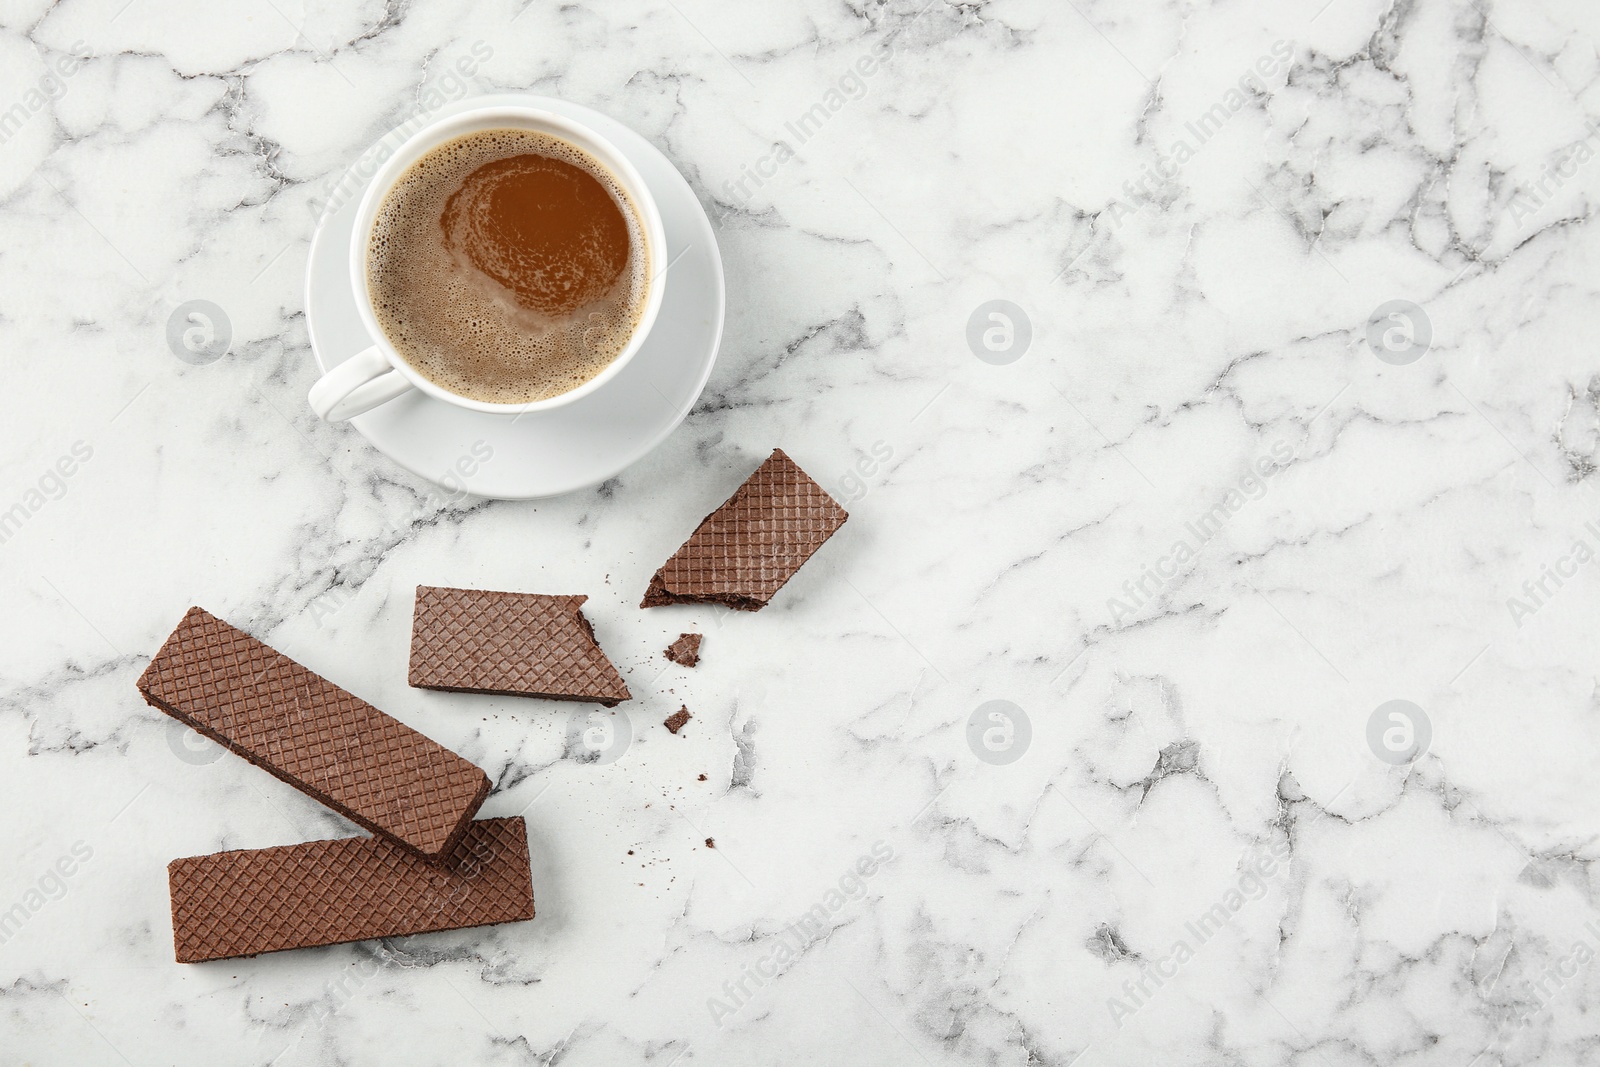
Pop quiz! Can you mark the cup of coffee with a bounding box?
[309,106,668,422]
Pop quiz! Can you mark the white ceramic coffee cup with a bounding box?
[308,105,668,422]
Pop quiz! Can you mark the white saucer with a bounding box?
[304,94,725,499]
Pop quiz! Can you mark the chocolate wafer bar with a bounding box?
[409,586,630,705]
[138,607,490,861]
[641,449,848,611]
[168,817,536,963]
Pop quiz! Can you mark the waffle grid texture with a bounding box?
[408,587,631,705]
[664,632,702,667]
[168,817,536,963]
[138,607,490,859]
[641,449,848,611]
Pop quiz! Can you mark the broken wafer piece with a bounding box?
[168,817,536,963]
[409,586,630,706]
[664,632,702,667]
[641,449,848,611]
[139,607,490,862]
[664,706,691,734]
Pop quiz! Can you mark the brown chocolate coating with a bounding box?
[409,586,630,705]
[168,818,535,963]
[641,449,848,611]
[139,607,490,861]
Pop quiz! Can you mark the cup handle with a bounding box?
[308,345,413,422]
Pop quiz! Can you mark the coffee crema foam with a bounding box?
[367,128,650,404]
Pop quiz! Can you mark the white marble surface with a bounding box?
[4,0,1600,1063]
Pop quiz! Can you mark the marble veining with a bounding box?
[3,0,1600,1063]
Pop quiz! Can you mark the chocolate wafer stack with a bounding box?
[140,448,848,965]
[141,608,535,963]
